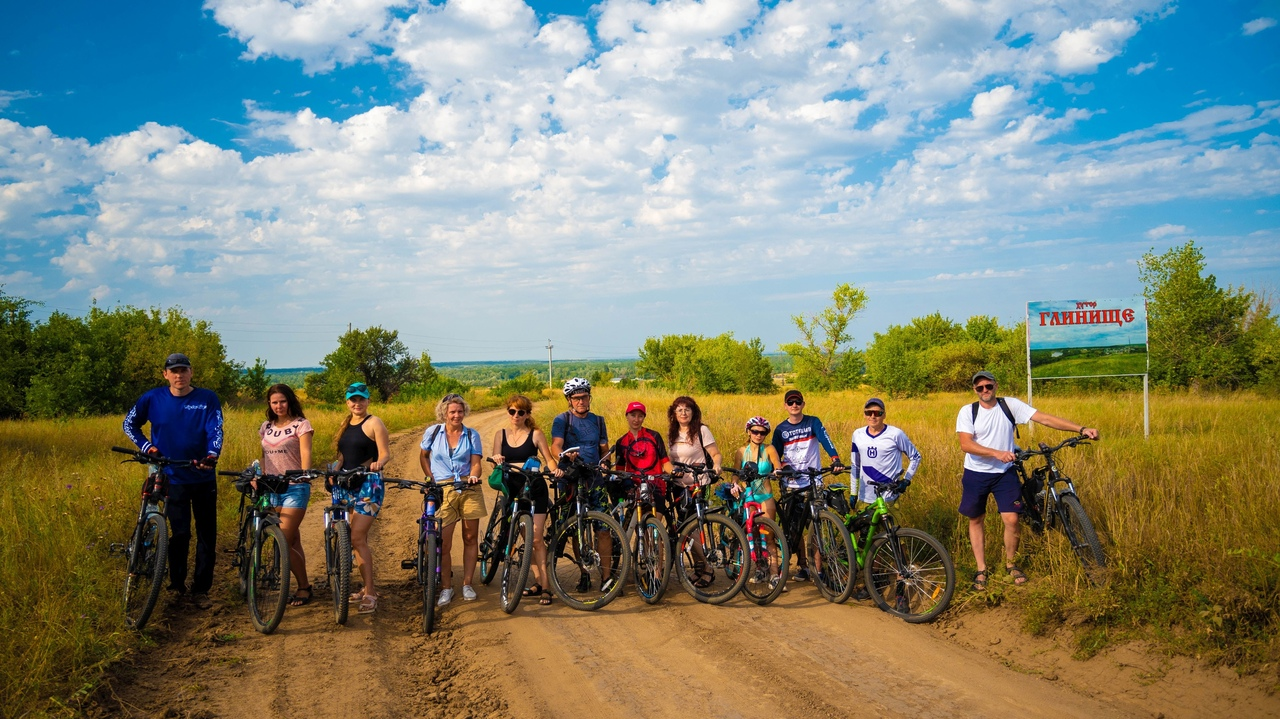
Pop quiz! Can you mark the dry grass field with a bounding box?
[3,387,1277,715]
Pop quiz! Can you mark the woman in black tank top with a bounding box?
[490,394,558,604]
[332,383,391,614]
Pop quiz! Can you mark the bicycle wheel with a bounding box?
[675,514,749,605]
[500,514,535,614]
[479,497,508,586]
[547,511,630,611]
[248,523,291,634]
[1057,494,1106,573]
[123,513,168,630]
[739,516,788,606]
[328,521,352,625]
[864,527,955,623]
[423,532,439,634]
[630,515,672,604]
[236,515,251,598]
[807,510,855,604]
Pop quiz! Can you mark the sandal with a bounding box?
[692,569,715,589]
[522,583,543,598]
[1006,564,1028,586]
[349,591,364,602]
[972,569,988,591]
[357,593,378,614]
[539,591,553,606]
[289,586,314,607]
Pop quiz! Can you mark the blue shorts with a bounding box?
[958,467,1023,518]
[269,482,311,510]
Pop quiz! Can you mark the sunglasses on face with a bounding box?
[785,399,803,407]
[864,410,883,417]
[508,408,528,417]
[569,394,590,401]
[974,383,995,392]
[749,428,768,436]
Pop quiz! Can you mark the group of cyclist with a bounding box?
[124,351,1100,617]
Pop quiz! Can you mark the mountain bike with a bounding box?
[110,446,192,630]
[719,466,788,606]
[545,449,630,610]
[480,460,540,613]
[776,465,856,604]
[1013,435,1106,579]
[386,475,456,634]
[219,464,311,633]
[668,461,749,605]
[605,467,673,605]
[319,466,379,625]
[838,479,955,623]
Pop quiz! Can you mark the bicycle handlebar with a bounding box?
[1015,434,1091,462]
[111,446,197,468]
[385,477,460,492]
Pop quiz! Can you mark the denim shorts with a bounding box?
[269,482,311,510]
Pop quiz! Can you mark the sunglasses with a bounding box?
[507,408,528,417]
[569,394,591,401]
[785,399,803,407]
[864,410,883,417]
[749,428,768,436]
[974,383,995,392]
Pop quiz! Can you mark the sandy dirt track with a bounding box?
[94,409,1278,719]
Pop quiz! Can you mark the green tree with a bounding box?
[0,288,36,418]
[865,313,1023,396]
[637,333,773,394]
[779,283,868,391]
[1139,241,1254,388]
[306,326,420,403]
[240,358,271,402]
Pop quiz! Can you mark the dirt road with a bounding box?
[96,410,1278,719]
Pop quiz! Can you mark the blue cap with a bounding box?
[864,397,885,410]
[345,382,371,399]
[164,353,191,369]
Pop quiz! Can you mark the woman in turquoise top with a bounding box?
[731,416,782,520]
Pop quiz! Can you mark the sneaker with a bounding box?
[575,573,591,593]
[191,593,212,610]
[462,585,477,601]
[794,568,811,582]
[601,576,617,594]
[436,588,454,607]
[854,586,871,601]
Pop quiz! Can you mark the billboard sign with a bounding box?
[1026,297,1148,379]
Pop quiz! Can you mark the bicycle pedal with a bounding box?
[108,543,126,554]
[400,559,416,570]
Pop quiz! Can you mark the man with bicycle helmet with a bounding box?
[958,371,1100,590]
[550,377,615,592]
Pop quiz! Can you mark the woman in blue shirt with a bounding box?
[419,393,485,606]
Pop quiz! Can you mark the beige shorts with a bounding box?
[437,485,488,526]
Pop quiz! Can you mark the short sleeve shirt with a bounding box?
[259,418,314,476]
[614,428,668,475]
[669,425,716,486]
[421,423,483,479]
[551,411,608,465]
[955,397,1036,473]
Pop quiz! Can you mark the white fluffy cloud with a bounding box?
[1242,17,1277,36]
[4,0,1277,362]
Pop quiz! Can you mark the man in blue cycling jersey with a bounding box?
[550,377,616,593]
[771,389,843,582]
[123,353,224,610]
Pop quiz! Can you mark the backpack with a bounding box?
[970,397,1020,439]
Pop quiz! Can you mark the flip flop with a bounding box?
[289,586,314,607]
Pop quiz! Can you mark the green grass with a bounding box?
[1032,353,1149,378]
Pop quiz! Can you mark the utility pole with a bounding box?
[546,339,554,389]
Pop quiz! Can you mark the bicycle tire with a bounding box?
[479,497,508,586]
[547,511,630,611]
[1057,493,1106,573]
[236,515,251,598]
[500,513,535,614]
[248,523,291,634]
[423,532,439,634]
[630,515,672,604]
[864,527,955,623]
[328,521,352,625]
[807,510,856,604]
[675,513,749,605]
[123,513,168,630]
[739,516,788,606]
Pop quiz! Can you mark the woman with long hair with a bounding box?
[490,394,557,605]
[333,382,391,614]
[259,383,315,606]
[666,395,723,488]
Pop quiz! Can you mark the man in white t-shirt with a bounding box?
[956,371,1100,590]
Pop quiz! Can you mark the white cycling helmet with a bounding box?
[562,377,592,397]
[745,416,771,432]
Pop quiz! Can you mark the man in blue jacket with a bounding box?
[124,353,224,610]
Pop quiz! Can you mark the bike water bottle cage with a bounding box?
[971,397,1020,439]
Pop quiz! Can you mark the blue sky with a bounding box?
[2,0,1278,366]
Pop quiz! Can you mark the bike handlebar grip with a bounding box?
[217,471,241,477]
[112,446,138,454]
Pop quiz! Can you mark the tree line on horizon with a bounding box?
[1,241,1276,419]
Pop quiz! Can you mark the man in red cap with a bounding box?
[612,401,672,518]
